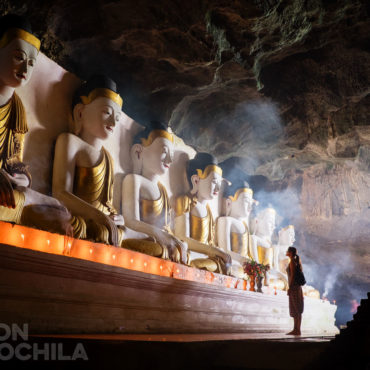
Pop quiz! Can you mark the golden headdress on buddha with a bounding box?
[0,14,41,51]
[72,74,123,109]
[217,161,253,202]
[133,121,174,147]
[281,224,294,231]
[186,152,222,185]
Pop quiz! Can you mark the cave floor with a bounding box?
[4,333,335,370]
[32,332,333,342]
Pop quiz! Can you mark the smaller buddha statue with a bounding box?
[121,121,187,263]
[275,225,295,274]
[251,207,276,266]
[0,14,71,234]
[250,207,277,285]
[277,225,320,298]
[53,74,127,245]
[173,153,231,275]
[217,175,255,278]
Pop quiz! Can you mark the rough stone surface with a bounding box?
[1,0,369,325]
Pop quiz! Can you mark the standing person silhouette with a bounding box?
[286,246,304,335]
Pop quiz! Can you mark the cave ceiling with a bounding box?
[2,0,369,313]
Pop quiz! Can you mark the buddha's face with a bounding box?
[0,38,38,88]
[197,171,222,201]
[257,211,275,238]
[232,191,253,218]
[142,137,174,176]
[79,97,121,140]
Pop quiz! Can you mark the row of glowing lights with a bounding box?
[17,230,337,300]
[19,233,199,278]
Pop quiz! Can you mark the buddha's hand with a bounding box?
[0,169,15,208]
[216,249,232,267]
[170,236,188,264]
[95,211,119,246]
[152,229,186,262]
[110,213,124,226]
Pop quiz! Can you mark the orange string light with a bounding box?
[0,221,253,293]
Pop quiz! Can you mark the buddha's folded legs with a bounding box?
[121,238,168,259]
[0,189,72,236]
[71,216,126,245]
[0,189,25,223]
[190,256,227,274]
[20,204,72,235]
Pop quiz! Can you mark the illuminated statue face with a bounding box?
[78,97,121,140]
[232,191,253,218]
[257,210,276,238]
[279,227,295,246]
[0,38,38,88]
[194,171,222,201]
[142,137,174,176]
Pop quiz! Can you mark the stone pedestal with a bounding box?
[0,242,338,335]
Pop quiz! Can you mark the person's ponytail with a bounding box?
[295,254,302,271]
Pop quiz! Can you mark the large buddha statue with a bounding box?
[173,153,231,275]
[217,176,254,278]
[121,121,187,263]
[0,14,71,234]
[53,74,127,245]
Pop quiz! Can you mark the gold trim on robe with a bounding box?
[140,182,169,230]
[0,93,29,223]
[175,194,226,273]
[257,245,273,266]
[0,93,31,182]
[72,148,122,243]
[74,147,117,216]
[122,182,171,260]
[190,204,214,245]
[230,221,252,258]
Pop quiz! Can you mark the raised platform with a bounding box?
[0,222,338,336]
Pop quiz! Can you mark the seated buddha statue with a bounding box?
[277,225,320,298]
[173,152,232,275]
[0,14,71,234]
[251,207,276,266]
[53,74,131,246]
[121,121,187,263]
[217,175,255,278]
[275,225,295,274]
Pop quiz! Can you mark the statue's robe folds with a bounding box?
[121,182,183,262]
[0,93,31,223]
[229,221,253,278]
[175,194,228,274]
[230,221,252,258]
[71,147,124,244]
[257,245,273,266]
